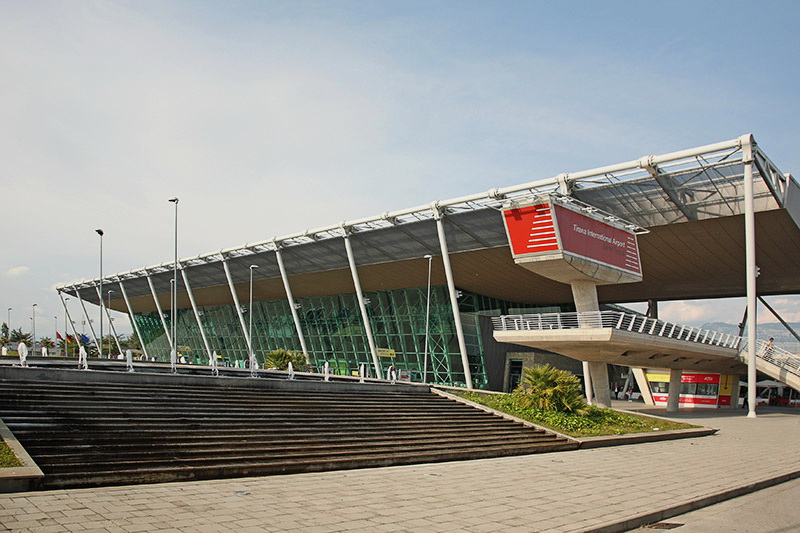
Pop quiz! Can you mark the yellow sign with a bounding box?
[646,372,670,383]
[377,348,396,358]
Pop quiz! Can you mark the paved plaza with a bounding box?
[1,403,798,533]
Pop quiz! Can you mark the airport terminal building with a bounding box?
[57,135,800,393]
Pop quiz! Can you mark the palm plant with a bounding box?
[263,349,307,371]
[513,364,589,414]
[39,337,55,349]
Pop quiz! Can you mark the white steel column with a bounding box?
[274,243,310,358]
[432,204,473,389]
[180,267,213,362]
[222,257,253,358]
[95,284,123,356]
[145,271,174,353]
[342,229,382,380]
[742,134,758,418]
[75,289,100,351]
[58,291,84,366]
[118,279,150,360]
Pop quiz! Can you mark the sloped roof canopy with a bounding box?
[59,135,800,313]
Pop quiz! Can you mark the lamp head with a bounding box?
[250,264,259,270]
[95,229,104,236]
[168,197,179,204]
[424,254,432,260]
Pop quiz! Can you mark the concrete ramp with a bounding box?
[737,341,800,391]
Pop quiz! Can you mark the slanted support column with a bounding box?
[274,242,310,359]
[570,280,611,408]
[432,204,474,389]
[222,257,253,361]
[742,133,758,419]
[145,271,173,355]
[342,229,382,380]
[75,289,100,354]
[181,267,213,362]
[666,369,682,413]
[95,284,123,357]
[118,279,149,360]
[58,291,85,367]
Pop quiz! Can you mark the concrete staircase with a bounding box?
[0,370,577,490]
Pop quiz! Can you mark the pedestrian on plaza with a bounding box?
[613,384,620,399]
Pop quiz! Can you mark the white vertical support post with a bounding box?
[742,134,758,418]
[222,257,253,360]
[181,267,213,363]
[75,289,100,352]
[432,204,473,389]
[118,279,150,361]
[95,284,123,356]
[274,242,310,358]
[58,291,85,367]
[145,271,174,354]
[342,228,383,380]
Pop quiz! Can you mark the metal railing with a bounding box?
[491,311,742,349]
[492,311,800,381]
[749,338,800,379]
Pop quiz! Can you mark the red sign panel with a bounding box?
[681,373,720,384]
[503,203,559,256]
[502,200,642,277]
[553,205,642,276]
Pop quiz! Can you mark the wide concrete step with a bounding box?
[37,441,578,489]
[29,432,561,461]
[38,434,570,469]
[17,424,539,450]
[24,425,548,447]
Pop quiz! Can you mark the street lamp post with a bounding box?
[32,304,37,353]
[168,198,179,369]
[169,278,176,373]
[107,290,113,356]
[6,308,10,338]
[64,297,70,357]
[249,264,258,378]
[423,255,433,383]
[96,229,104,358]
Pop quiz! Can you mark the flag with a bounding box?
[80,334,90,343]
[56,332,63,340]
[66,334,74,343]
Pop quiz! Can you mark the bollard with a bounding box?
[323,361,330,382]
[17,343,27,368]
[125,349,134,372]
[210,350,219,377]
[359,363,365,383]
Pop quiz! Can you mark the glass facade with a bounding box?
[133,285,561,389]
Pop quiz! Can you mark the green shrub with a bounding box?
[0,440,21,468]
[512,364,588,414]
[263,349,307,371]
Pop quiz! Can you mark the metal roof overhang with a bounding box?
[59,134,800,313]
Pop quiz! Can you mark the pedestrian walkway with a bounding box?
[1,403,799,533]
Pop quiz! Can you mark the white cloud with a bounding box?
[4,266,30,277]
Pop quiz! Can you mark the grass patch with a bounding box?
[0,440,21,468]
[454,391,698,437]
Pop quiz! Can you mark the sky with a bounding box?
[1,0,799,340]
